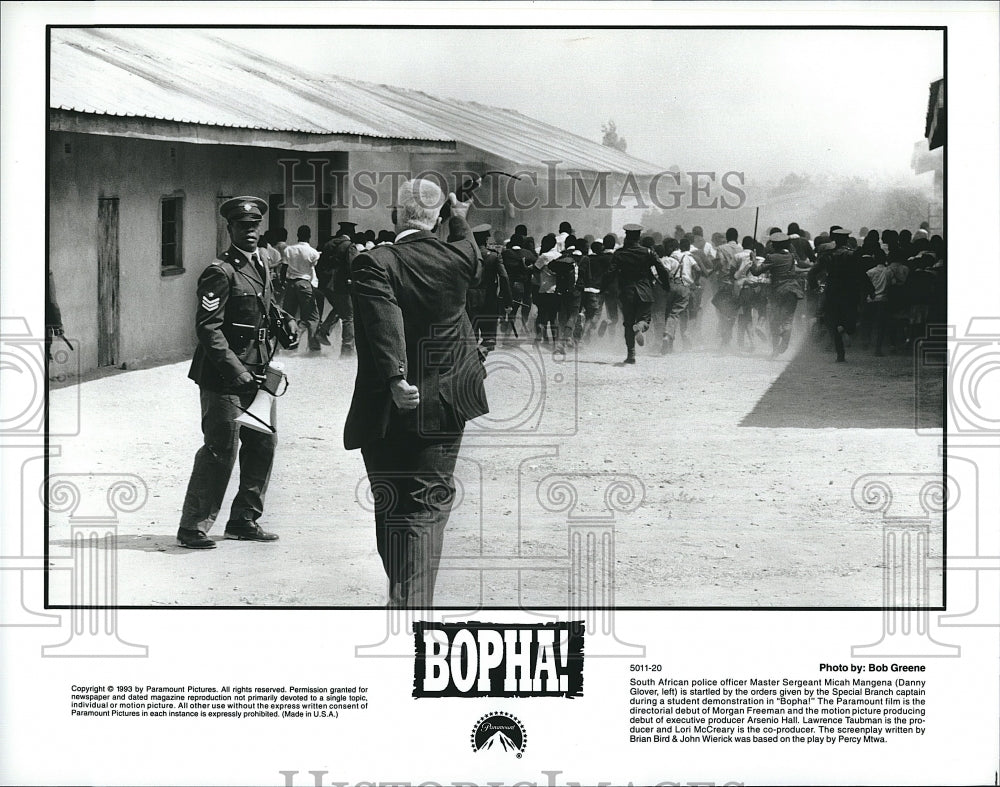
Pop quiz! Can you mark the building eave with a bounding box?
[48,108,456,154]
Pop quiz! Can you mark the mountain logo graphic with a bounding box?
[470,712,527,758]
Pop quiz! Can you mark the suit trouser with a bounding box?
[179,387,277,533]
[361,427,464,608]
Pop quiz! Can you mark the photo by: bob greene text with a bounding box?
[626,663,928,745]
[69,684,368,719]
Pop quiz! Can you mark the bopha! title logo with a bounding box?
[470,712,526,758]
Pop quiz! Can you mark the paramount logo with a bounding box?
[471,712,526,758]
[481,730,520,753]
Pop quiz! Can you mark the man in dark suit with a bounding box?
[177,196,283,549]
[344,179,487,607]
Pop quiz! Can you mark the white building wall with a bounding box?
[48,132,350,376]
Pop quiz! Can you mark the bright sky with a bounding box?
[223,27,942,188]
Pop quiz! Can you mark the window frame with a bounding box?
[160,192,185,276]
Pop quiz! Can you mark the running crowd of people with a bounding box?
[264,214,946,367]
[461,217,947,366]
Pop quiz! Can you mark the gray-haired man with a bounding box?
[344,179,487,607]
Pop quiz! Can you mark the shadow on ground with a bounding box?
[740,335,945,429]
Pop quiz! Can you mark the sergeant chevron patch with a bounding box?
[201,295,221,311]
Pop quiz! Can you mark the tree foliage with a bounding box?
[601,120,627,152]
[769,172,813,196]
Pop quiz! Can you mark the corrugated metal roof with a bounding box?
[349,81,666,176]
[50,28,453,141]
[51,28,666,174]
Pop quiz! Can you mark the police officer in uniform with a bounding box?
[315,220,359,357]
[608,223,670,364]
[466,223,512,354]
[177,196,287,548]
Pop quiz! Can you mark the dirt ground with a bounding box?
[46,307,944,609]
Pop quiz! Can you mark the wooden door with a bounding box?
[97,198,120,367]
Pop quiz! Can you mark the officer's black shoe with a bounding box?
[340,346,355,358]
[177,529,216,549]
[623,355,636,365]
[224,523,279,542]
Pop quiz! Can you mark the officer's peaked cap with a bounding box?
[221,196,267,222]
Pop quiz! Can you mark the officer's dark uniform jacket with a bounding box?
[610,244,671,301]
[316,235,357,293]
[757,251,805,300]
[188,246,275,392]
[467,248,512,314]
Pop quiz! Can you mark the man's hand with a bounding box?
[233,371,258,395]
[447,191,473,220]
[390,378,420,410]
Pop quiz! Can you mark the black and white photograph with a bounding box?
[43,23,947,608]
[2,2,998,786]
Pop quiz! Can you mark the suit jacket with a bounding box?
[344,225,488,449]
[188,245,275,391]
